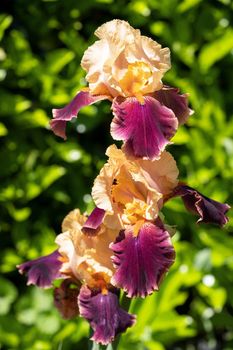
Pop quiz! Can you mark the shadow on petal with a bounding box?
[54,279,80,319]
[154,86,193,125]
[17,250,62,288]
[78,285,136,345]
[111,223,175,298]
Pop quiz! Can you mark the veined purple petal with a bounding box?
[78,285,136,345]
[51,91,108,139]
[155,86,193,125]
[173,185,230,226]
[17,250,62,288]
[82,207,105,236]
[111,223,175,298]
[54,279,80,319]
[111,96,178,159]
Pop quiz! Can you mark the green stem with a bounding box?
[120,292,131,313]
[89,293,132,350]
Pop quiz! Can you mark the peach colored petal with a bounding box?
[135,151,179,195]
[95,19,138,44]
[106,144,127,163]
[81,39,116,96]
[62,208,85,233]
[56,209,118,287]
[81,19,171,98]
[140,36,171,73]
[92,145,163,230]
[92,145,128,212]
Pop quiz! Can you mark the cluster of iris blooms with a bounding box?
[18,20,230,345]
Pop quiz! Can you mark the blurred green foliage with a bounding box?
[0,0,233,349]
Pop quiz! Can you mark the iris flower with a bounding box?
[88,145,230,298]
[50,19,192,159]
[18,209,135,345]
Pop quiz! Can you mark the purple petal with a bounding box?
[17,250,62,288]
[82,207,105,236]
[78,285,136,345]
[173,185,230,226]
[51,91,108,139]
[155,86,193,125]
[111,96,178,159]
[54,279,80,319]
[111,223,175,298]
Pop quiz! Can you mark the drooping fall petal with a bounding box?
[111,223,175,298]
[51,91,108,139]
[111,96,178,159]
[173,185,230,226]
[17,250,62,288]
[78,285,136,345]
[154,86,193,125]
[82,207,106,236]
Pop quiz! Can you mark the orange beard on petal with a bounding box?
[123,201,148,237]
[111,167,154,236]
[88,272,111,295]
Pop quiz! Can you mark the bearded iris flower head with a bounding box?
[91,144,179,297]
[88,145,229,298]
[18,209,136,345]
[50,19,193,160]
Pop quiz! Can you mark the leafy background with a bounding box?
[0,0,233,349]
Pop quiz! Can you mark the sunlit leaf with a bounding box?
[0,14,13,41]
[199,29,233,71]
[0,277,18,315]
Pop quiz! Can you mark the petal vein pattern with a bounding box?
[111,96,178,159]
[111,223,175,297]
[17,250,62,288]
[78,285,136,345]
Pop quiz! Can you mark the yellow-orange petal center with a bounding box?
[118,62,152,103]
[123,201,148,236]
[111,167,145,206]
[88,272,110,294]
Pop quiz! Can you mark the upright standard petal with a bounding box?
[51,91,108,139]
[111,223,175,298]
[111,96,178,159]
[173,185,230,226]
[56,209,117,286]
[82,207,106,236]
[82,20,171,98]
[54,279,80,319]
[78,285,136,345]
[135,150,179,196]
[17,250,62,288]
[155,86,193,125]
